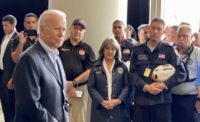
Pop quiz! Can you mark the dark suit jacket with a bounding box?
[1,31,18,84]
[13,41,69,122]
[88,58,130,122]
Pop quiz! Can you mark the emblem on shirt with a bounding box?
[95,67,102,74]
[158,53,166,59]
[117,67,123,74]
[138,54,148,60]
[79,49,85,55]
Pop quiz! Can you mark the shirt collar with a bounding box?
[66,38,84,47]
[6,31,15,38]
[144,40,163,52]
[120,39,128,48]
[39,39,59,56]
[103,58,115,73]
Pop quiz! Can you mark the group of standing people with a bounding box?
[87,18,200,122]
[0,10,69,122]
[0,9,200,122]
[0,12,39,122]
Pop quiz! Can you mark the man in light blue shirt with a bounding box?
[171,25,200,122]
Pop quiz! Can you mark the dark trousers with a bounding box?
[130,105,135,122]
[129,86,135,122]
[134,103,171,122]
[8,90,15,122]
[0,82,10,122]
[0,71,14,122]
[171,94,196,122]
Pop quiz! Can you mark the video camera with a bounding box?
[24,29,37,37]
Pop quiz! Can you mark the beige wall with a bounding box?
[49,0,127,56]
[150,0,162,21]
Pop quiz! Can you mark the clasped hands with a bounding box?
[101,99,121,110]
[144,82,167,95]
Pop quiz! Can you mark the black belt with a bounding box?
[74,82,87,87]
[0,69,3,76]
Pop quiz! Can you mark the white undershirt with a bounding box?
[147,42,156,52]
[103,59,115,100]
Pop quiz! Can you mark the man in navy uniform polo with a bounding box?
[59,19,95,122]
[130,18,186,122]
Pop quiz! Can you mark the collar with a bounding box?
[6,30,16,38]
[103,58,115,73]
[65,38,84,47]
[180,45,194,56]
[94,57,121,67]
[39,39,59,56]
[120,39,129,48]
[144,40,163,52]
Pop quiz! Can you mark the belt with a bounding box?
[74,82,87,87]
[0,69,3,76]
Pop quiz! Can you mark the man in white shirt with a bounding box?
[0,14,18,122]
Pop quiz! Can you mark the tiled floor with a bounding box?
[0,102,5,122]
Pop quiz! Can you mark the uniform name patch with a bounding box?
[123,49,130,55]
[60,48,70,52]
[138,54,148,60]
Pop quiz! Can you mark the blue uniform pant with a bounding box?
[134,103,171,122]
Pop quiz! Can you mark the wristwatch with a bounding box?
[197,97,200,101]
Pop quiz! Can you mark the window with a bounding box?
[161,0,200,32]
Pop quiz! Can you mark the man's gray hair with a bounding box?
[177,25,192,34]
[38,9,67,32]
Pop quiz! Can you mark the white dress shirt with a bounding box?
[0,31,15,70]
[103,59,115,100]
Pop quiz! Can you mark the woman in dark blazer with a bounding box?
[88,37,130,122]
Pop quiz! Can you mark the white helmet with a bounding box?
[152,64,176,82]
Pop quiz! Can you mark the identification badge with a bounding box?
[75,90,83,98]
[79,49,85,55]
[117,67,123,74]
[144,68,151,77]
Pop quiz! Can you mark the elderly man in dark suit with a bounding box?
[0,14,19,122]
[13,9,69,122]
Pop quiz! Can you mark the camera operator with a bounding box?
[11,13,38,63]
[6,13,38,91]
